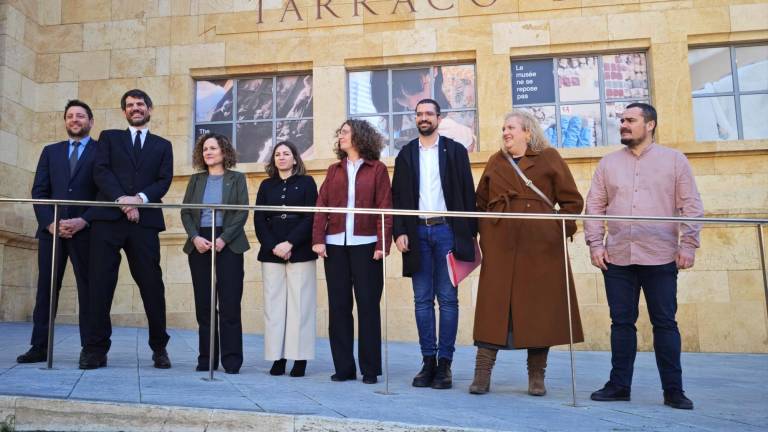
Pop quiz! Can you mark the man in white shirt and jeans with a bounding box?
[392,98,477,389]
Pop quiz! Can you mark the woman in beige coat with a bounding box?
[470,110,584,396]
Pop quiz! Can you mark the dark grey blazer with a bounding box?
[180,170,250,254]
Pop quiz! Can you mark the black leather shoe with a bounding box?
[290,360,307,377]
[224,368,239,375]
[152,349,171,369]
[431,358,453,389]
[664,390,694,410]
[362,375,377,384]
[79,351,107,370]
[17,346,47,363]
[330,372,356,382]
[591,382,631,401]
[412,355,437,387]
[270,359,287,376]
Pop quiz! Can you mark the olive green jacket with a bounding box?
[181,170,250,254]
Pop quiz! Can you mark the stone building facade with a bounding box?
[0,0,766,353]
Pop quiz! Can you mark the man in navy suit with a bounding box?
[17,100,98,364]
[80,89,174,369]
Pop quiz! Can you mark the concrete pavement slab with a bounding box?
[0,322,766,431]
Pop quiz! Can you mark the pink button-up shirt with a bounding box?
[584,143,704,266]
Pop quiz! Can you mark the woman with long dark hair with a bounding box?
[254,141,318,377]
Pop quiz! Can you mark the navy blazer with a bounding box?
[254,174,318,263]
[32,139,98,238]
[391,136,477,277]
[91,129,174,231]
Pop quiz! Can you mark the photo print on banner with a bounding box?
[195,75,314,163]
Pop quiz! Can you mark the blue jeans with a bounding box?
[603,262,683,392]
[412,223,458,361]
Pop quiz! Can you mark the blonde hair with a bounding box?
[503,109,551,153]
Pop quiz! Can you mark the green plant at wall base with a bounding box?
[0,414,15,432]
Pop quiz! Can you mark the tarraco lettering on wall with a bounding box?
[255,0,499,23]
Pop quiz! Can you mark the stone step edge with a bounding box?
[0,395,503,432]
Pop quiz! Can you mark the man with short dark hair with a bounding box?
[391,98,477,389]
[80,89,174,370]
[585,102,704,410]
[18,100,99,364]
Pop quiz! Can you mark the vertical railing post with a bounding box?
[561,219,577,407]
[45,204,60,369]
[757,224,768,320]
[205,208,218,381]
[380,211,390,395]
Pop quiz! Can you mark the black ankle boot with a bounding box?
[431,358,453,389]
[412,355,437,387]
[290,360,307,377]
[270,358,287,376]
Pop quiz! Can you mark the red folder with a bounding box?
[446,240,481,287]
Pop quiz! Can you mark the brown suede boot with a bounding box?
[469,348,498,395]
[527,348,549,396]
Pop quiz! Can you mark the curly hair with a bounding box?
[192,132,238,171]
[503,109,551,153]
[333,119,384,161]
[264,141,307,178]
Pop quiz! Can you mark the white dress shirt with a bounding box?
[325,158,378,246]
[418,136,447,217]
[128,126,148,148]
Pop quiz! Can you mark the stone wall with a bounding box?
[0,0,766,352]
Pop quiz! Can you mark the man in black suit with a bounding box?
[17,100,99,364]
[80,89,174,369]
[391,98,477,389]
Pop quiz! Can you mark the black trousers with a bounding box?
[325,243,383,377]
[30,230,90,348]
[85,219,169,355]
[188,227,244,371]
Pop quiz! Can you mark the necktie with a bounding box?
[133,130,142,161]
[69,141,81,175]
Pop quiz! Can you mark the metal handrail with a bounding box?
[2,197,766,224]
[1,197,766,404]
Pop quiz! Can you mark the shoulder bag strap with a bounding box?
[503,153,556,211]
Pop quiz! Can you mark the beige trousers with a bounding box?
[261,260,317,360]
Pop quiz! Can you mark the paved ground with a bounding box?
[1,322,766,431]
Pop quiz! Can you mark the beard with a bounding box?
[66,125,91,139]
[127,112,151,127]
[417,122,437,136]
[620,129,645,147]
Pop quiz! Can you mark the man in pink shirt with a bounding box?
[584,102,703,410]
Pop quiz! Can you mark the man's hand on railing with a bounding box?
[117,195,143,215]
[312,244,327,258]
[47,222,55,236]
[395,235,409,253]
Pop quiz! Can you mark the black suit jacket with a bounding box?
[391,136,477,277]
[91,129,173,231]
[32,139,98,238]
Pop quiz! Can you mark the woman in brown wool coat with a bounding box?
[470,109,584,396]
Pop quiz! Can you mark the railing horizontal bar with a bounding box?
[1,197,766,225]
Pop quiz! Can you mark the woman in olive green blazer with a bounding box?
[181,132,249,374]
